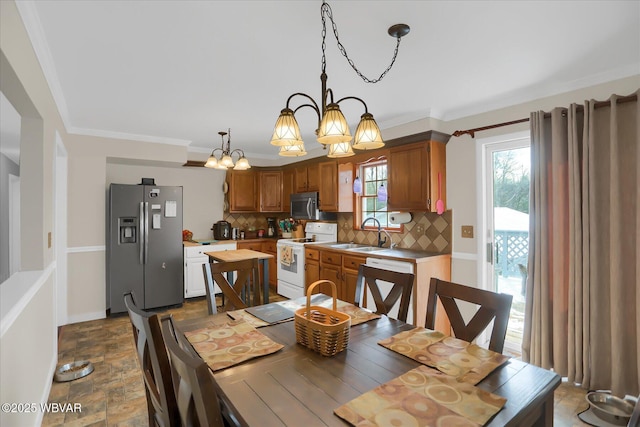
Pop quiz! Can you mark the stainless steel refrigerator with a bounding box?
[107,184,183,314]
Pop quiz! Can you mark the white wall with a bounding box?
[106,162,226,240]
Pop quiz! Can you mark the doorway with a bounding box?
[477,131,530,356]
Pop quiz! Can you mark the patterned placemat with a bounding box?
[185,319,284,371]
[378,328,510,384]
[334,365,506,427]
[228,295,381,328]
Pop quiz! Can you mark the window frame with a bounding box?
[354,157,402,232]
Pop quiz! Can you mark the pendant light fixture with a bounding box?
[353,176,362,194]
[377,183,387,202]
[205,129,251,170]
[269,1,409,157]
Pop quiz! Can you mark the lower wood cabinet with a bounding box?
[315,249,366,304]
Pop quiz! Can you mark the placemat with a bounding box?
[334,365,506,427]
[378,327,509,384]
[185,319,283,371]
[245,304,295,324]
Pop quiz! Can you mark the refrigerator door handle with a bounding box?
[144,202,149,264]
[139,202,145,264]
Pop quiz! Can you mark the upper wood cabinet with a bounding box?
[318,161,338,211]
[295,163,319,193]
[282,169,294,213]
[387,140,446,212]
[338,162,354,213]
[259,171,283,212]
[228,170,258,212]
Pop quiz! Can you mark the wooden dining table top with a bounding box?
[205,248,274,262]
[178,311,561,427]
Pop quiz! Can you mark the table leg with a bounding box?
[262,259,269,304]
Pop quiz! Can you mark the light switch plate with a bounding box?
[48,232,52,248]
[461,225,474,238]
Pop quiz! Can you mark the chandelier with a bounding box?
[270,1,410,158]
[204,129,251,170]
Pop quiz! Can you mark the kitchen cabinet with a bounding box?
[261,239,278,290]
[259,171,283,212]
[318,160,338,211]
[184,243,236,298]
[304,248,320,292]
[294,163,319,193]
[387,140,446,212]
[282,169,294,213]
[317,249,366,303]
[227,170,259,212]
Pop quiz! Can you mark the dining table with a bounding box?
[177,301,562,427]
[205,249,274,304]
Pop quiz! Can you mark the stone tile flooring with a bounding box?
[43,295,591,426]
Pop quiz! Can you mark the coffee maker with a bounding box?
[266,217,277,238]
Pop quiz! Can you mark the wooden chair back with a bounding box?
[425,278,513,354]
[160,315,225,427]
[354,265,414,322]
[202,259,260,314]
[124,292,179,427]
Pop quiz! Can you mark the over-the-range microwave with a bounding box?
[290,192,337,221]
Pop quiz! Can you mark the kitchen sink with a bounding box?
[350,246,387,252]
[329,243,368,249]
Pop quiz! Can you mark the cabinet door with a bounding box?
[262,241,278,289]
[283,169,294,213]
[319,264,341,296]
[229,170,259,212]
[318,161,338,211]
[342,269,361,304]
[307,163,320,191]
[260,171,283,212]
[294,167,308,193]
[305,260,320,293]
[388,142,429,211]
[185,256,208,298]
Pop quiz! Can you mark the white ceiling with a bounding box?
[11,0,640,163]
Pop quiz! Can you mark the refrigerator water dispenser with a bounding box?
[119,217,137,244]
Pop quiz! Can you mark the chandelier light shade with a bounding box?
[327,141,355,158]
[270,109,304,147]
[317,103,352,145]
[353,113,384,150]
[278,143,308,157]
[269,1,409,158]
[204,129,251,170]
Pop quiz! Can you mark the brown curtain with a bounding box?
[522,90,639,397]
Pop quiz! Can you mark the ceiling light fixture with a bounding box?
[204,129,251,170]
[270,1,410,158]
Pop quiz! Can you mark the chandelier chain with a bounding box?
[320,2,403,84]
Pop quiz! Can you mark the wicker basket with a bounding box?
[295,280,351,357]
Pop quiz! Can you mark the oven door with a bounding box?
[277,244,304,286]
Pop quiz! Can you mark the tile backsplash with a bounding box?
[337,211,452,254]
[223,210,452,254]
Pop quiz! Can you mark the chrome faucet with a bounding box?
[362,217,389,248]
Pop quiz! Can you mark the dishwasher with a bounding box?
[364,257,415,325]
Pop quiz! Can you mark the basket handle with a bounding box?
[306,280,338,315]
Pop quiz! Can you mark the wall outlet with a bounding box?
[461,225,474,238]
[416,224,424,234]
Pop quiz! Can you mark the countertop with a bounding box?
[308,242,449,263]
[183,237,279,247]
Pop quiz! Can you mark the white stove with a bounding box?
[276,222,337,299]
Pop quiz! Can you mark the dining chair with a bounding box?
[123,292,179,427]
[202,259,260,314]
[424,278,513,354]
[354,264,415,322]
[160,315,225,427]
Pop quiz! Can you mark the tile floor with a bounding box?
[43,295,592,427]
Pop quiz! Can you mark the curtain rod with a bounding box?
[451,93,637,138]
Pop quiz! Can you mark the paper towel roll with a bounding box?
[389,212,412,224]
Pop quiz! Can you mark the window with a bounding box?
[356,160,400,231]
